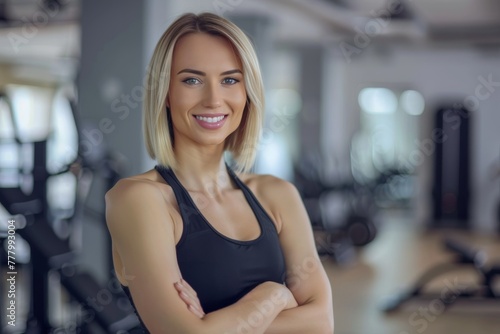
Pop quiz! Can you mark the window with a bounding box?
[355,87,426,206]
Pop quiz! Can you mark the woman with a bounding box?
[105,12,333,333]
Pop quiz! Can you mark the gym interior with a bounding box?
[1,0,499,333]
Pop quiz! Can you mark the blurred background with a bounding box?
[0,0,500,333]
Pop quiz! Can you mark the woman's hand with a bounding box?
[244,281,299,311]
[282,285,299,310]
[175,279,298,319]
[174,279,206,318]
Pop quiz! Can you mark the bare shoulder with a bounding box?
[239,173,303,232]
[107,176,153,207]
[105,169,174,229]
[106,169,169,202]
[240,173,298,199]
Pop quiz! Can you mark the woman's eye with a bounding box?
[222,78,239,85]
[183,78,201,85]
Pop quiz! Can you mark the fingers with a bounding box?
[174,280,205,318]
[180,278,198,298]
[285,287,299,309]
[189,304,205,318]
[176,280,201,308]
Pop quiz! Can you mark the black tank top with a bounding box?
[121,164,286,333]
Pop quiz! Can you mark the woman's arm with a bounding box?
[261,178,334,334]
[176,177,335,333]
[105,179,295,334]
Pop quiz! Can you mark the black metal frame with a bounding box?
[0,92,138,333]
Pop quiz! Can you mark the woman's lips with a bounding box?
[193,114,228,129]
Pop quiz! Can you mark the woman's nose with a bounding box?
[201,82,222,109]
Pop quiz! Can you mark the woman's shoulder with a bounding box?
[105,168,174,210]
[107,169,153,196]
[238,173,303,233]
[105,169,179,239]
[239,172,298,197]
[239,173,302,215]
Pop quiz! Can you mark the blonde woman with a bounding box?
[105,12,333,333]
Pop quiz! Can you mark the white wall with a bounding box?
[323,43,500,233]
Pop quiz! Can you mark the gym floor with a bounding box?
[322,209,500,334]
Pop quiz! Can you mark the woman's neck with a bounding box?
[172,144,232,194]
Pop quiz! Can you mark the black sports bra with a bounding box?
[121,165,286,332]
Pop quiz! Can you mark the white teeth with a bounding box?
[195,115,225,123]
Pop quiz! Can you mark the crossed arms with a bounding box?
[106,176,334,333]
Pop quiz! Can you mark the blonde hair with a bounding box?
[143,12,264,172]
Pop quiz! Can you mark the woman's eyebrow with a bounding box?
[220,69,242,76]
[177,68,242,76]
[177,68,205,76]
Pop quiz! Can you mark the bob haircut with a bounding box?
[143,12,264,172]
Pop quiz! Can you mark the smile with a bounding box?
[195,115,225,123]
[193,114,228,130]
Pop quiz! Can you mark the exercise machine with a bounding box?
[382,149,500,313]
[0,90,140,333]
[382,238,500,312]
[293,152,379,265]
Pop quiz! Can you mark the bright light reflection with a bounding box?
[358,87,397,114]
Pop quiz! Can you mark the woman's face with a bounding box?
[168,32,247,148]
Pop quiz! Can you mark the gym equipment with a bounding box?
[59,269,139,333]
[0,90,140,333]
[293,152,379,265]
[381,122,500,315]
[432,104,471,228]
[382,237,500,312]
